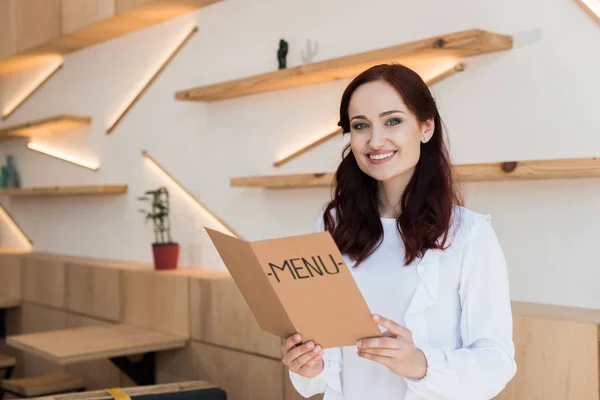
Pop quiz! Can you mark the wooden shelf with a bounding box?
[231,157,600,188]
[0,114,91,140]
[0,0,221,75]
[0,185,128,197]
[175,29,512,102]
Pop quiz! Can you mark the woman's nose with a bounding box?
[369,127,386,148]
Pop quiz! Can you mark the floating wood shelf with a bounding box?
[231,157,600,188]
[0,0,221,75]
[175,29,512,102]
[0,185,128,197]
[0,114,91,140]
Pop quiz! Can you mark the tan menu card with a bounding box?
[205,227,381,349]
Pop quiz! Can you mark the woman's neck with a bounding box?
[377,168,415,218]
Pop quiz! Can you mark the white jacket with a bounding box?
[290,207,517,399]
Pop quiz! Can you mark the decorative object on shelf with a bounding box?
[277,39,289,69]
[137,186,179,270]
[301,39,319,64]
[1,155,21,189]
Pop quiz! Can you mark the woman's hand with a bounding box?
[281,333,325,378]
[357,314,427,380]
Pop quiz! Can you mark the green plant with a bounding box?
[137,186,174,244]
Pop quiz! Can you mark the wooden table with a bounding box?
[0,296,21,340]
[6,324,187,385]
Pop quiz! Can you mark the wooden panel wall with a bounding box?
[14,0,62,52]
[191,342,283,400]
[189,273,281,358]
[0,0,17,59]
[61,0,116,34]
[22,255,66,308]
[120,269,189,337]
[494,315,599,400]
[66,262,121,322]
[0,254,22,298]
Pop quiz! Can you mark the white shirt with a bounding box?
[290,206,516,400]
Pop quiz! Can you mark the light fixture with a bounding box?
[274,128,343,167]
[27,142,100,171]
[273,62,466,167]
[0,204,33,251]
[142,149,240,238]
[107,26,198,134]
[2,58,63,120]
[422,61,466,86]
[576,0,600,23]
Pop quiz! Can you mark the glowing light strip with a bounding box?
[107,26,198,134]
[274,128,343,167]
[0,204,33,250]
[576,0,600,23]
[142,150,240,238]
[273,62,465,167]
[2,59,64,120]
[423,61,466,86]
[27,142,100,171]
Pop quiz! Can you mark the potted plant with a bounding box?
[137,186,179,270]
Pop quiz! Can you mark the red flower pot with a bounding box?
[152,242,179,270]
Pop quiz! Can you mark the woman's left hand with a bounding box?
[356,314,428,380]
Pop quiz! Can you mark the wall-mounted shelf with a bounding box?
[0,185,128,197]
[0,114,91,140]
[231,157,600,188]
[175,29,512,102]
[0,0,221,75]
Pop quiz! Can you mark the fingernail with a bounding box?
[373,314,380,321]
[294,334,300,342]
[314,345,321,353]
[356,341,362,348]
[306,342,314,349]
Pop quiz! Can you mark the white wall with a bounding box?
[0,0,599,309]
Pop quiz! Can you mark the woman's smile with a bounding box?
[367,150,398,165]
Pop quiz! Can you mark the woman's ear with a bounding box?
[421,119,435,143]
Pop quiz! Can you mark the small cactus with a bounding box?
[301,39,319,64]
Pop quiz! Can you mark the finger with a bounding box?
[358,351,394,367]
[283,341,317,366]
[281,334,302,354]
[290,345,323,371]
[358,348,397,358]
[357,336,401,350]
[300,350,324,371]
[373,314,412,338]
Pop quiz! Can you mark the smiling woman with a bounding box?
[281,64,517,400]
[330,64,460,267]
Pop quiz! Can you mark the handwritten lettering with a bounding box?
[266,254,342,283]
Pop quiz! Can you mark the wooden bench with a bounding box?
[1,372,85,398]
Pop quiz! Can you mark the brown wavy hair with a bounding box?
[323,64,463,267]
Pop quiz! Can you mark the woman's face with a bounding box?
[348,80,434,183]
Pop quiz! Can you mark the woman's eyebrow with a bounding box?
[350,110,405,121]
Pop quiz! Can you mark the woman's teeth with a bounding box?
[369,151,396,160]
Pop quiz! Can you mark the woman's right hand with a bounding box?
[281,334,325,378]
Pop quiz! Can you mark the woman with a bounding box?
[282,64,516,400]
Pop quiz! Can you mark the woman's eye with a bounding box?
[386,118,402,126]
[352,122,369,130]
